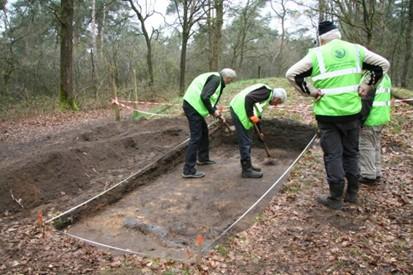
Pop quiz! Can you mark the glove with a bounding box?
[249,115,260,124]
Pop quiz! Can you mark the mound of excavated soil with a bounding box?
[0,117,189,213]
[0,115,314,219]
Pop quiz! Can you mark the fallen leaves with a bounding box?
[0,102,412,274]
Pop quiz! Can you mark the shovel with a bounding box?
[254,124,276,165]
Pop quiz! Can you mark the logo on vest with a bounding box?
[334,48,346,59]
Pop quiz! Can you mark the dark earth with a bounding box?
[0,114,314,259]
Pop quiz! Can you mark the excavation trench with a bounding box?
[62,118,315,260]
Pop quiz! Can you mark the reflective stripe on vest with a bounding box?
[183,72,222,117]
[309,39,363,117]
[320,85,359,95]
[364,74,392,126]
[375,87,391,94]
[230,84,272,130]
[312,68,362,81]
[372,101,390,107]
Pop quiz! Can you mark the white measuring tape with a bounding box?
[63,231,148,257]
[201,132,318,253]
[48,125,316,256]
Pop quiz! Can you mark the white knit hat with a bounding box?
[272,88,287,103]
[220,68,237,79]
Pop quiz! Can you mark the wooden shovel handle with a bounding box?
[254,124,272,158]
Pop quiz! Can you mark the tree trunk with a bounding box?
[60,0,77,110]
[213,0,223,69]
[73,1,81,46]
[207,0,213,70]
[401,0,413,87]
[208,0,223,71]
[128,0,154,87]
[91,0,97,55]
[271,0,287,76]
[91,0,99,98]
[1,1,7,11]
[179,34,188,96]
[179,0,190,95]
[96,2,106,60]
[145,39,154,87]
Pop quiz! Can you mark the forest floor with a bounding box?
[0,81,412,274]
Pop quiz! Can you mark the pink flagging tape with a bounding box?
[111,98,169,116]
[117,99,177,106]
[112,98,232,113]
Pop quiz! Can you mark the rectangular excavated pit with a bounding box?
[60,118,315,260]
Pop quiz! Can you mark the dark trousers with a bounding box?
[231,108,252,161]
[318,120,360,195]
[183,101,209,174]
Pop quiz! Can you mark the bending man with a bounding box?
[230,83,287,178]
[182,68,236,178]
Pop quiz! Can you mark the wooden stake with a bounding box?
[111,67,120,121]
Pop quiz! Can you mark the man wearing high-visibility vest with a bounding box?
[359,73,392,185]
[230,84,287,178]
[182,68,237,178]
[286,21,390,210]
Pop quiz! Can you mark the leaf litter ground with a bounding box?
[0,99,412,274]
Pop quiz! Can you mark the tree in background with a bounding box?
[207,0,223,71]
[270,0,290,76]
[0,0,413,115]
[225,0,266,74]
[58,0,77,110]
[401,0,412,88]
[314,0,412,87]
[1,0,6,11]
[168,0,208,95]
[125,0,159,87]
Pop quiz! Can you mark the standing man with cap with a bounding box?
[359,73,392,185]
[230,84,287,178]
[182,68,237,178]
[286,21,389,209]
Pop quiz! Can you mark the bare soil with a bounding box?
[0,102,411,274]
[0,112,314,261]
[0,116,189,213]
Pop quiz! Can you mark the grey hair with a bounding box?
[319,29,342,44]
[272,88,287,103]
[220,68,237,79]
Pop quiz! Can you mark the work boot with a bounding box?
[344,174,359,203]
[251,163,262,172]
[317,181,344,210]
[241,160,263,178]
[316,196,343,210]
